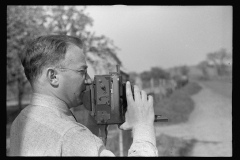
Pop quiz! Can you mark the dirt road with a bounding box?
[155,81,232,157]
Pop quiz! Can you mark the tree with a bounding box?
[128,72,138,83]
[178,65,189,76]
[197,61,210,80]
[150,67,170,80]
[140,71,152,82]
[7,6,48,111]
[43,6,121,74]
[206,48,232,76]
[139,67,170,88]
[7,6,122,111]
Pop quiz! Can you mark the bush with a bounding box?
[154,82,202,125]
[156,134,197,156]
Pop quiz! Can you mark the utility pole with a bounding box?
[119,129,123,156]
[150,78,154,93]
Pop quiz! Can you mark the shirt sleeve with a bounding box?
[61,124,158,157]
[61,126,115,156]
[128,123,158,156]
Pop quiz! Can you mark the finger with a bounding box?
[134,85,141,101]
[126,81,134,104]
[141,90,147,102]
[85,78,92,84]
[119,122,130,130]
[148,95,154,106]
[85,74,92,85]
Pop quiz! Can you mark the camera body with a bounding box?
[83,65,131,125]
[82,65,168,125]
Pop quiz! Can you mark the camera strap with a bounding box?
[98,124,108,146]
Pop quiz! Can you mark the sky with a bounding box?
[82,5,232,76]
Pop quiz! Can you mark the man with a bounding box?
[9,35,158,156]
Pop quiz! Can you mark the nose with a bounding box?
[85,73,92,85]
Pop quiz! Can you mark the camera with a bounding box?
[82,65,168,125]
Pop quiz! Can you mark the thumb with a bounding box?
[119,122,131,130]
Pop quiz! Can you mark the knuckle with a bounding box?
[141,90,146,95]
[126,93,132,98]
[126,89,132,96]
[134,85,139,91]
[126,87,132,95]
[148,95,153,101]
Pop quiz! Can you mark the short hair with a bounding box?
[21,35,83,83]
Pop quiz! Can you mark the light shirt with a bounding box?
[9,93,158,156]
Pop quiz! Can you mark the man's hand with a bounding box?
[119,81,155,130]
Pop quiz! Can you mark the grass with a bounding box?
[200,79,232,98]
[156,134,197,156]
[154,81,202,126]
[155,78,231,156]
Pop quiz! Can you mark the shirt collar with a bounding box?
[30,93,71,114]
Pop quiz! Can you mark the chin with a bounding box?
[79,90,85,102]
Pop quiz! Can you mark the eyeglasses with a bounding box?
[57,67,87,75]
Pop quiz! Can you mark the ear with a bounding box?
[46,68,59,87]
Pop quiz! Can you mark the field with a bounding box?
[155,78,232,156]
[199,79,232,98]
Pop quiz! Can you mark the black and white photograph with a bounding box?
[7,5,232,157]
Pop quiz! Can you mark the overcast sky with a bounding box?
[83,5,232,75]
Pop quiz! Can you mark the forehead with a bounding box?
[64,45,86,69]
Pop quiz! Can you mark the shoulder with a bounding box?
[61,126,104,156]
[14,105,87,136]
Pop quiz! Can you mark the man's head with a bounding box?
[21,35,92,108]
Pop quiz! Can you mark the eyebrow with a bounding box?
[79,65,88,70]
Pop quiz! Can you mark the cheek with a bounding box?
[61,78,78,93]
[72,78,86,93]
[61,75,85,94]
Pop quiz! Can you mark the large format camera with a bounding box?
[82,65,168,125]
